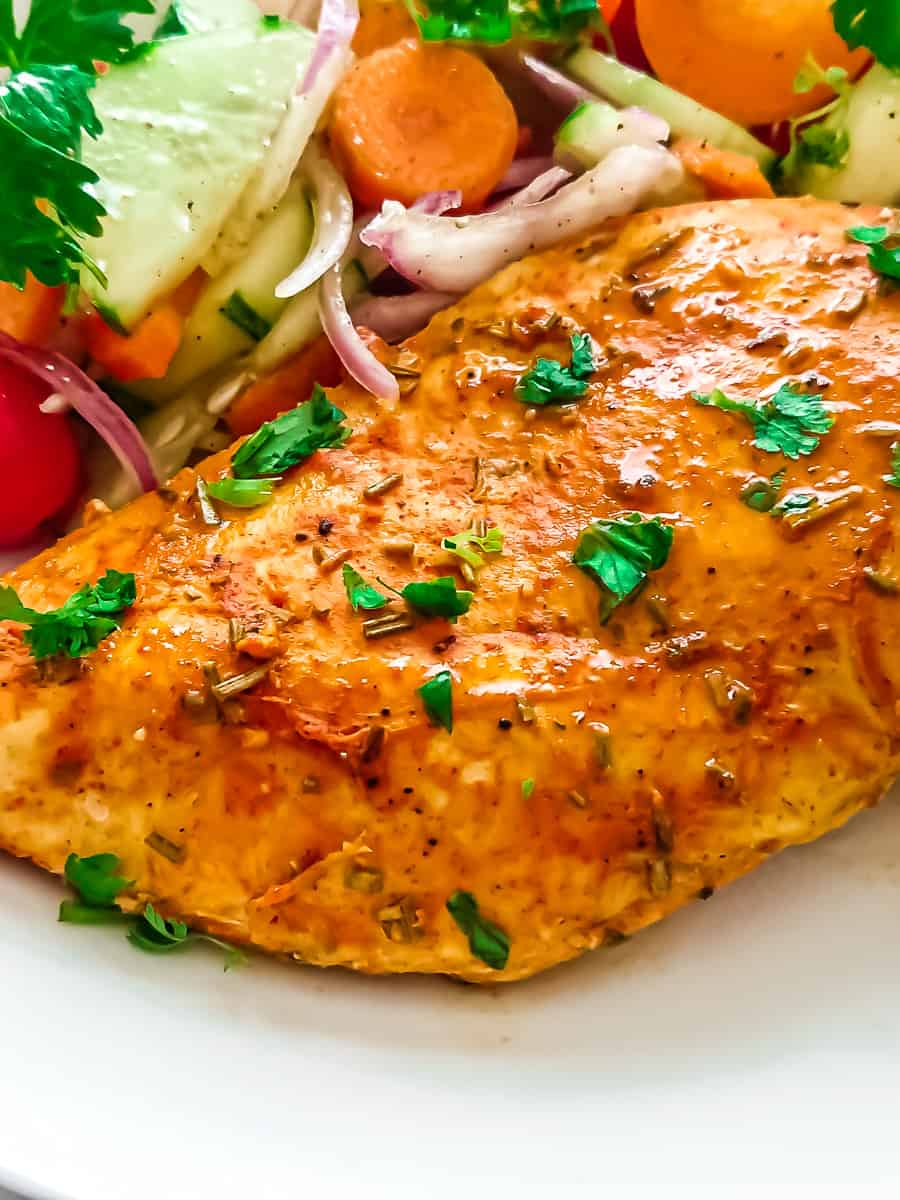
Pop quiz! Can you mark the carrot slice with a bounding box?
[672,138,775,201]
[225,336,343,437]
[352,0,417,56]
[329,38,518,210]
[635,0,869,127]
[0,275,64,345]
[86,305,185,383]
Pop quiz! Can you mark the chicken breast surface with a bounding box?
[2,197,900,982]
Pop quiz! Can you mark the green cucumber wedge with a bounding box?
[564,47,775,171]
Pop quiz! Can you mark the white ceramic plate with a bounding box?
[1,790,899,1200]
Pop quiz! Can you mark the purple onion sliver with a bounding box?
[493,156,556,196]
[411,190,464,216]
[495,165,572,211]
[0,332,158,494]
[319,267,400,400]
[520,54,595,110]
[352,291,457,343]
[300,0,359,95]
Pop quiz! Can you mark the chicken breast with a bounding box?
[2,197,900,982]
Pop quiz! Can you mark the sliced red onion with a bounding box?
[412,191,463,216]
[493,156,555,195]
[521,54,594,111]
[276,142,354,298]
[319,266,399,400]
[493,165,572,210]
[0,332,157,494]
[351,291,457,343]
[360,144,684,294]
[300,0,359,95]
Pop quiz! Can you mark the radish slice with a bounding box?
[521,54,594,110]
[360,144,684,294]
[352,291,457,342]
[0,333,157,494]
[276,142,354,297]
[301,0,359,95]
[319,266,399,399]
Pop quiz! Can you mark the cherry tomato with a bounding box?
[0,363,81,546]
[609,0,652,72]
[600,0,623,19]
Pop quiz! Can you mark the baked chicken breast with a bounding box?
[2,197,899,982]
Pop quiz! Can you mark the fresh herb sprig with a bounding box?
[0,570,136,660]
[441,526,503,569]
[59,852,246,970]
[343,564,389,612]
[446,890,510,970]
[0,0,154,288]
[418,669,454,731]
[573,513,673,623]
[232,386,351,479]
[695,385,834,460]
[516,332,596,407]
[847,224,900,281]
[831,0,900,71]
[405,0,603,48]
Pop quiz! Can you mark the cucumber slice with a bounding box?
[81,20,314,330]
[564,47,775,171]
[785,65,900,205]
[555,100,668,170]
[143,179,314,399]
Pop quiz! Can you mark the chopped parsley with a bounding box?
[219,291,272,342]
[694,385,834,460]
[847,224,900,281]
[231,385,350,479]
[400,576,474,621]
[206,477,279,508]
[831,0,900,71]
[886,441,900,488]
[406,0,601,44]
[441,526,504,569]
[0,569,136,660]
[521,778,535,799]
[446,890,510,970]
[740,470,786,512]
[516,332,596,407]
[572,513,673,623]
[0,1,153,288]
[343,564,389,612]
[59,852,246,969]
[795,124,850,168]
[771,490,817,518]
[64,852,132,909]
[417,669,454,732]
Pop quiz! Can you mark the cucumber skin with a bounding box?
[565,47,776,172]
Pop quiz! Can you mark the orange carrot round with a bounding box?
[672,138,775,200]
[226,335,343,437]
[635,0,870,127]
[352,0,417,57]
[86,305,184,383]
[0,276,64,346]
[329,39,518,211]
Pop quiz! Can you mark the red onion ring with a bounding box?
[493,156,556,196]
[412,191,463,216]
[492,165,572,211]
[0,332,157,493]
[352,291,457,342]
[300,0,359,96]
[520,54,595,110]
[319,267,399,400]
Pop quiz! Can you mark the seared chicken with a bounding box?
[2,197,900,982]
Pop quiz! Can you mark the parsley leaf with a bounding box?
[511,0,600,39]
[516,332,596,407]
[400,576,474,621]
[740,470,786,512]
[572,513,673,622]
[206,477,280,508]
[407,0,601,42]
[64,851,132,908]
[847,224,900,280]
[521,778,535,799]
[232,386,351,479]
[343,564,389,612]
[0,1,153,288]
[156,2,191,38]
[441,526,503,569]
[417,669,453,732]
[4,0,155,73]
[695,385,834,460]
[0,569,136,660]
[831,0,900,71]
[886,441,900,488]
[128,903,247,968]
[770,491,818,518]
[446,890,510,970]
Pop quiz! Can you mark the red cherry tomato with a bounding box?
[599,0,623,19]
[0,363,81,546]
[609,0,652,73]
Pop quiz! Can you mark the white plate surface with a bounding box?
[2,787,900,1199]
